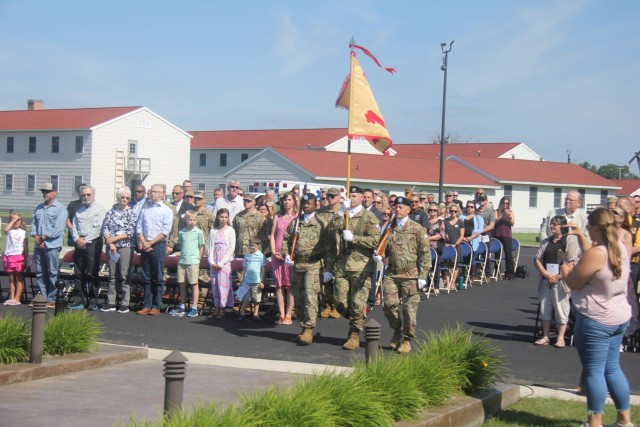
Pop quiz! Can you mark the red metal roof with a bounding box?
[609,179,640,196]
[394,142,521,159]
[0,106,142,130]
[190,128,347,149]
[452,156,619,188]
[271,147,496,187]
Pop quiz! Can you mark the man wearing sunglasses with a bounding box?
[130,184,148,220]
[316,187,344,319]
[211,180,244,223]
[409,196,429,229]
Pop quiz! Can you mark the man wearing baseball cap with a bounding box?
[31,183,68,306]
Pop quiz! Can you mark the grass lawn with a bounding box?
[484,396,639,426]
[513,232,538,247]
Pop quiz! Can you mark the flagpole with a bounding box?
[345,38,356,229]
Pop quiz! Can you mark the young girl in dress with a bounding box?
[270,191,297,324]
[208,208,236,318]
[3,212,28,305]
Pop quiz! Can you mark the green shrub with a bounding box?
[127,326,506,426]
[43,310,102,356]
[0,313,30,364]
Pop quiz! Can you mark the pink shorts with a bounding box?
[2,254,25,273]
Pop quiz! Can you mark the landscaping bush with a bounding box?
[0,313,30,364]
[43,310,102,356]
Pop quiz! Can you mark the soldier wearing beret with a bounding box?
[374,196,430,354]
[316,187,343,318]
[330,185,380,350]
[283,193,336,344]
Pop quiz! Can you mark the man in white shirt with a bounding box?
[211,180,244,222]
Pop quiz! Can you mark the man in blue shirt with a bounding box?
[136,184,173,315]
[31,183,68,306]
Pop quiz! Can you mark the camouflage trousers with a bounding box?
[382,276,420,338]
[334,270,372,332]
[291,262,322,329]
[320,269,334,307]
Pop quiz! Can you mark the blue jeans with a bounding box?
[141,242,166,309]
[34,246,61,301]
[574,311,630,414]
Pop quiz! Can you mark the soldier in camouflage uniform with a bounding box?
[283,193,336,345]
[374,196,430,354]
[315,187,343,319]
[329,185,380,350]
[192,191,215,292]
[233,193,267,257]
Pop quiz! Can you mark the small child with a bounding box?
[170,210,205,318]
[3,212,28,305]
[237,238,266,322]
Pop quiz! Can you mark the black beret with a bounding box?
[302,193,317,202]
[349,185,363,194]
[394,196,411,207]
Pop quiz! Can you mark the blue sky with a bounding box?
[1,0,638,168]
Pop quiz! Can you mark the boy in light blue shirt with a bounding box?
[170,211,204,317]
[236,238,266,322]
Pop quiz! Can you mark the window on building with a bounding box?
[600,190,608,206]
[27,174,36,192]
[198,183,206,191]
[6,137,14,153]
[128,140,137,155]
[50,175,59,190]
[5,174,13,191]
[52,136,60,153]
[553,187,562,208]
[73,176,83,194]
[529,186,538,208]
[199,153,206,167]
[29,136,36,153]
[503,185,512,199]
[75,136,84,153]
[241,153,249,162]
[578,189,586,208]
[219,153,227,167]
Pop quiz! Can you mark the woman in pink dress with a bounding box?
[270,192,297,324]
[208,208,236,319]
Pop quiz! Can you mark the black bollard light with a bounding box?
[30,294,48,364]
[54,279,66,316]
[163,350,188,416]
[364,317,381,364]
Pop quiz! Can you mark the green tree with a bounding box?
[579,162,638,179]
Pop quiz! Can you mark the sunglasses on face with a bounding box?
[428,209,437,212]
[229,185,240,189]
[450,210,458,213]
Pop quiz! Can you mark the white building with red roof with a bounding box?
[610,179,640,197]
[0,101,191,210]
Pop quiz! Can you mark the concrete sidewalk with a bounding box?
[0,343,635,427]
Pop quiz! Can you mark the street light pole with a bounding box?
[438,41,454,204]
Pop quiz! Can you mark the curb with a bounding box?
[0,343,148,387]
[396,383,521,427]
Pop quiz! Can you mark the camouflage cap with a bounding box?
[326,187,341,196]
[446,191,454,196]
[243,193,256,201]
[419,191,428,199]
[193,190,205,199]
[185,190,194,197]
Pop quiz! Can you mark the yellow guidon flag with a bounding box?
[335,43,395,155]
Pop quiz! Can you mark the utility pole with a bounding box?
[438,41,454,204]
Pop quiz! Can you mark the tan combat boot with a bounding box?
[396,339,412,354]
[389,329,403,350]
[342,330,360,350]
[320,305,332,318]
[298,328,313,345]
[329,307,341,319]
